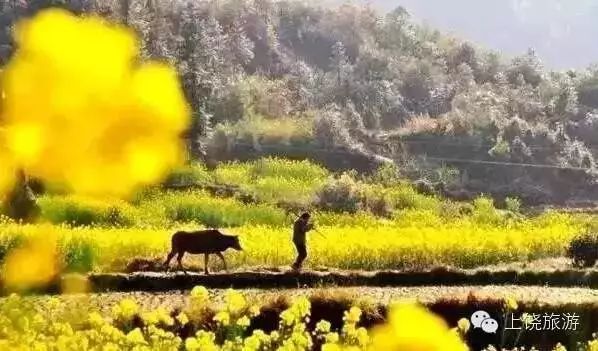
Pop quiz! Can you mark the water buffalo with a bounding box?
[164,229,242,274]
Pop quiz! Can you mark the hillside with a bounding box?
[3,0,598,205]
[327,0,598,70]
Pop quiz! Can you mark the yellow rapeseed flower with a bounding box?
[1,8,190,198]
[504,296,519,311]
[141,311,160,326]
[0,136,17,196]
[88,312,105,328]
[325,332,339,344]
[193,331,219,351]
[457,318,471,334]
[185,337,200,351]
[112,299,139,322]
[370,302,468,351]
[2,231,58,291]
[315,320,332,334]
[176,312,189,326]
[190,286,210,306]
[344,307,362,324]
[214,311,231,326]
[61,274,90,294]
[322,344,343,351]
[236,316,251,328]
[355,327,369,346]
[102,343,119,351]
[125,328,147,345]
[155,307,174,326]
[249,305,261,317]
[225,289,247,314]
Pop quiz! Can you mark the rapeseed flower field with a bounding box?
[0,286,596,351]
[0,209,580,274]
[0,6,595,351]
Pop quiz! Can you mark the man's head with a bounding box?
[300,212,310,220]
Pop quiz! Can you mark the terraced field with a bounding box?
[6,285,598,351]
[1,159,597,350]
[36,286,598,315]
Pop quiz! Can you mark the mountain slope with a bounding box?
[326,0,598,69]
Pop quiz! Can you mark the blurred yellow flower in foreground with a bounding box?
[370,301,469,351]
[61,274,90,294]
[0,132,17,197]
[2,230,58,291]
[0,8,190,198]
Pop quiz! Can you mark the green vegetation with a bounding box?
[0,209,581,273]
[32,158,442,228]
[567,232,598,268]
[4,0,598,205]
[1,1,598,349]
[38,196,138,227]
[0,158,589,274]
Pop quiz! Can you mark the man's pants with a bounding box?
[292,241,307,269]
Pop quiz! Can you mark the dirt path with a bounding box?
[17,285,598,316]
[74,266,598,293]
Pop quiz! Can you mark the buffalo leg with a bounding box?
[176,252,186,274]
[216,252,228,273]
[204,253,210,275]
[164,250,175,271]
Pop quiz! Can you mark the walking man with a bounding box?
[291,212,314,271]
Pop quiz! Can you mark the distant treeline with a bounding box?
[3,0,598,204]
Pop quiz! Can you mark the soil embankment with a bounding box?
[49,266,598,294]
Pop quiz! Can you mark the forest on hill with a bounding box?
[328,0,598,70]
[3,0,598,206]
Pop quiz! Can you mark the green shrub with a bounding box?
[213,109,314,148]
[249,158,329,183]
[38,196,137,227]
[438,201,474,220]
[163,163,213,187]
[214,158,328,204]
[567,233,598,268]
[385,184,439,211]
[128,186,162,206]
[505,196,522,213]
[472,196,503,225]
[316,173,362,213]
[368,163,403,187]
[315,211,384,227]
[364,195,393,218]
[317,175,441,217]
[249,177,321,205]
[214,162,252,186]
[361,185,393,217]
[0,231,24,262]
[61,237,97,273]
[162,191,286,227]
